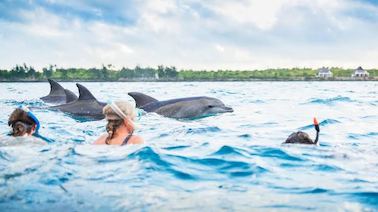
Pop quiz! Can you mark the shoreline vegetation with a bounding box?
[1,64,377,82]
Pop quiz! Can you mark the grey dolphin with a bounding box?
[128,92,233,119]
[51,84,106,120]
[41,79,78,104]
[64,89,78,103]
[283,118,320,145]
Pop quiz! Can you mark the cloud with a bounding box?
[0,0,378,70]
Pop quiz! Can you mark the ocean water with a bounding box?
[0,81,377,211]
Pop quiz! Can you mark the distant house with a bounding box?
[352,66,369,78]
[317,67,333,78]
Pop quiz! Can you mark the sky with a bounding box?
[0,0,378,70]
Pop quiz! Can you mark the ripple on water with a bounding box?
[0,99,46,108]
[299,118,341,130]
[163,145,191,151]
[211,145,247,157]
[0,151,12,161]
[306,96,355,105]
[128,147,196,180]
[347,132,378,140]
[343,191,378,207]
[238,134,252,141]
[186,126,221,134]
[132,147,268,180]
[182,156,268,177]
[250,146,304,161]
[311,164,344,172]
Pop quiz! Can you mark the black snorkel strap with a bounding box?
[313,117,320,144]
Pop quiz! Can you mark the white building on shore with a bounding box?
[351,66,369,78]
[317,67,333,78]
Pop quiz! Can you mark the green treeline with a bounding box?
[0,64,377,81]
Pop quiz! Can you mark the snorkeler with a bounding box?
[8,107,40,137]
[283,118,320,145]
[94,101,143,145]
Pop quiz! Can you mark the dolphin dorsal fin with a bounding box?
[128,92,158,108]
[48,79,65,96]
[64,89,78,103]
[76,83,97,101]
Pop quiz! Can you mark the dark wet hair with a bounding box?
[105,119,124,144]
[285,131,314,144]
[8,108,36,137]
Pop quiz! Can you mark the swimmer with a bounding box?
[8,107,40,137]
[94,101,143,145]
[283,118,320,145]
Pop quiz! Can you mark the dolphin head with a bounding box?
[188,97,233,118]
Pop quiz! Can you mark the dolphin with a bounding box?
[41,79,78,104]
[64,89,78,103]
[128,92,233,119]
[51,84,106,120]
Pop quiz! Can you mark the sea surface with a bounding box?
[0,81,377,211]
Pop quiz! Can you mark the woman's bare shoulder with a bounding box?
[129,135,144,144]
[93,134,108,145]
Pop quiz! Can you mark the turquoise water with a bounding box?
[0,82,377,211]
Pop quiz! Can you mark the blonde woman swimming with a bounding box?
[94,101,143,145]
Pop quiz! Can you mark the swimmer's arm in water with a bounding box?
[93,134,107,145]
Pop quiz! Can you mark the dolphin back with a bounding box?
[47,79,65,96]
[64,89,78,103]
[40,79,67,103]
[50,84,105,120]
[77,83,97,100]
[128,92,158,108]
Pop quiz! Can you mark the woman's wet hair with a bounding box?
[103,101,137,144]
[105,119,124,144]
[8,108,36,137]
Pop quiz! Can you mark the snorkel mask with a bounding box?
[7,106,52,143]
[19,106,40,134]
[107,101,140,128]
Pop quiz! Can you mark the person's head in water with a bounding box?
[103,101,137,144]
[8,108,39,137]
[284,118,320,145]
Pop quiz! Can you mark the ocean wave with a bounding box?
[162,145,191,150]
[186,156,268,177]
[211,145,246,157]
[250,146,304,161]
[342,191,378,206]
[128,147,196,180]
[299,118,340,130]
[306,96,355,105]
[130,147,268,179]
